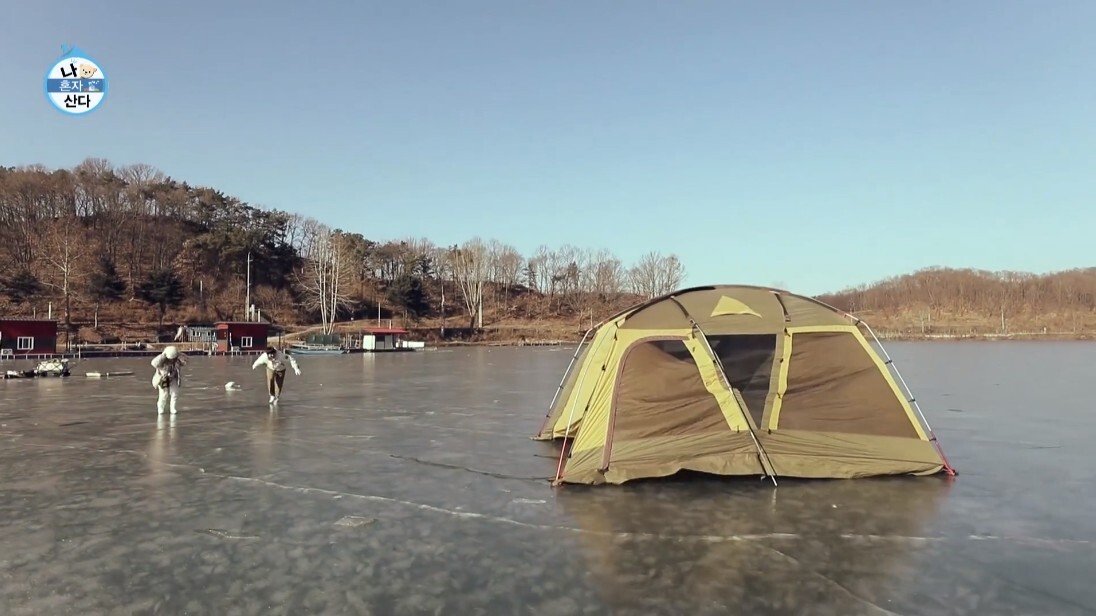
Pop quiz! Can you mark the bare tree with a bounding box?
[495,243,524,310]
[118,163,165,187]
[403,237,437,277]
[430,244,455,327]
[0,167,50,270]
[588,249,625,296]
[39,217,89,346]
[296,224,355,334]
[628,252,686,299]
[447,238,489,328]
[554,244,582,302]
[284,213,310,256]
[530,245,554,298]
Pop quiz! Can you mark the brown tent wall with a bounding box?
[609,339,729,443]
[776,331,918,437]
[542,286,946,483]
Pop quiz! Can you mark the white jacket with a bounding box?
[151,352,186,388]
[252,350,300,375]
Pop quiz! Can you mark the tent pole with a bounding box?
[537,325,595,438]
[857,318,957,476]
[666,296,778,486]
[552,329,618,484]
[695,327,779,486]
[801,295,955,475]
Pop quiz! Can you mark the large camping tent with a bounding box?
[535,285,954,485]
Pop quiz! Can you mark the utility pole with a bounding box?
[245,251,252,321]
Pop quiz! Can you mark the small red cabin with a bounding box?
[361,326,409,351]
[0,319,58,357]
[214,322,269,353]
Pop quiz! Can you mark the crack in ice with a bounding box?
[763,544,905,615]
[226,474,802,543]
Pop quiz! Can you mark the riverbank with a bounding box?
[871,330,1094,341]
[7,316,1094,365]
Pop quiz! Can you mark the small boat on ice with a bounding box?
[35,358,71,376]
[4,359,72,379]
[286,343,347,355]
[85,370,135,378]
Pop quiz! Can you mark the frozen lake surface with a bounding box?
[1,343,1094,614]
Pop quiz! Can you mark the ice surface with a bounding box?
[1,344,1094,614]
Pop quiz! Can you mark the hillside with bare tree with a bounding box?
[817,267,1096,338]
[0,160,686,346]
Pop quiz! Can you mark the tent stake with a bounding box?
[553,437,571,484]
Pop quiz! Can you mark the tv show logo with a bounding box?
[45,46,107,115]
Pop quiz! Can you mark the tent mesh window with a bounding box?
[779,331,917,438]
[707,334,777,426]
[611,340,728,442]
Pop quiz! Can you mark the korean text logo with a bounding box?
[46,47,107,115]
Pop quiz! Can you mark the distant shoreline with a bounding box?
[872,333,1092,342]
[5,332,1091,364]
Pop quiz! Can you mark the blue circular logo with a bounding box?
[45,48,107,115]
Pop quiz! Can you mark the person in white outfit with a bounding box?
[252,346,301,405]
[151,345,187,415]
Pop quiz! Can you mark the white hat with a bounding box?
[164,346,179,359]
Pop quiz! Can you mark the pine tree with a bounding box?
[136,268,185,328]
[387,274,429,320]
[88,257,127,327]
[2,270,41,304]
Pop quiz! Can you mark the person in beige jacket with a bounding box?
[252,346,301,405]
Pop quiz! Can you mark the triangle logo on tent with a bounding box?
[710,296,761,318]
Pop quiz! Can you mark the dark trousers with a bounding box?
[266,369,286,396]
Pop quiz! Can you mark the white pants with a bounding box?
[157,383,179,414]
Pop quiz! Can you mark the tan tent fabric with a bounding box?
[534,339,591,438]
[561,432,765,485]
[611,340,729,440]
[759,431,943,478]
[622,287,855,335]
[779,293,850,327]
[537,285,949,484]
[688,288,789,335]
[619,299,693,331]
[777,331,917,438]
[534,323,613,440]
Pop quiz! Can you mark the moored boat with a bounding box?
[286,344,347,355]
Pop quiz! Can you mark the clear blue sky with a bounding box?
[3,1,1094,294]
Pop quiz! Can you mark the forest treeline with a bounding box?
[5,160,1092,341]
[0,160,686,339]
[818,267,1096,336]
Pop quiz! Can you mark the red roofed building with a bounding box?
[361,326,409,351]
[214,321,270,353]
[0,319,58,357]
